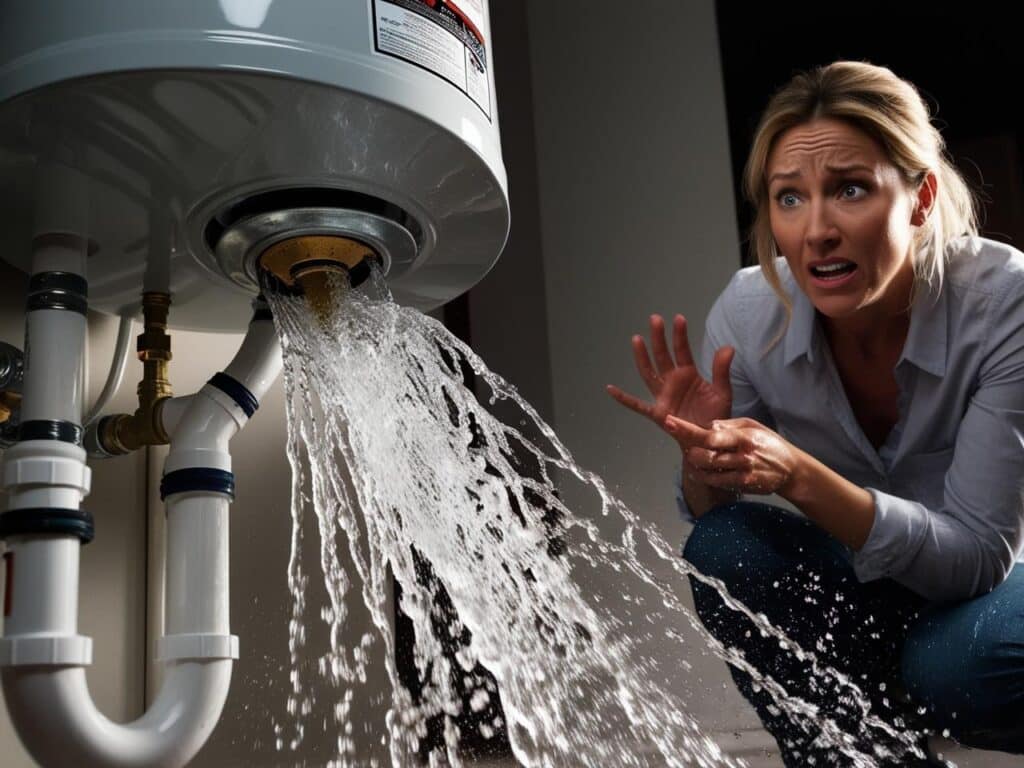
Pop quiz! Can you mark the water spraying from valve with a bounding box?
[258,236,379,325]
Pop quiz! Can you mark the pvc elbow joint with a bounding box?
[0,299,283,768]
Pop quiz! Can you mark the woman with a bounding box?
[608,61,1024,766]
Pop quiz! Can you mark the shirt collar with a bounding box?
[900,276,947,377]
[782,279,817,366]
[781,265,947,377]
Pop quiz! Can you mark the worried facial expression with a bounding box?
[766,118,926,321]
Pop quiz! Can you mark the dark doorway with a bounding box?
[716,3,1024,265]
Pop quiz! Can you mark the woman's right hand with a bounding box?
[607,314,735,446]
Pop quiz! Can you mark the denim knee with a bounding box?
[901,601,1024,746]
[682,501,756,583]
[682,501,810,589]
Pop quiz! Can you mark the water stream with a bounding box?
[263,271,938,767]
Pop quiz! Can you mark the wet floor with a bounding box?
[466,734,1024,767]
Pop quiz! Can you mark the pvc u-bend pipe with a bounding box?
[0,230,283,767]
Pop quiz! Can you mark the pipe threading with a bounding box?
[136,291,173,406]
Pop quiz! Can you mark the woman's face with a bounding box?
[766,117,922,326]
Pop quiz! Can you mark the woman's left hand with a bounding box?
[666,415,804,497]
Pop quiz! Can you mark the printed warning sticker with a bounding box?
[372,0,491,120]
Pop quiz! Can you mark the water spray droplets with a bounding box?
[263,272,933,766]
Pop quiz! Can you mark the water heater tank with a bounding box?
[0,1,509,331]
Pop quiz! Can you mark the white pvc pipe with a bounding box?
[32,163,91,244]
[3,537,80,638]
[1,495,235,768]
[2,308,283,768]
[163,311,281,475]
[164,494,230,637]
[2,489,235,768]
[222,315,281,402]
[1,663,232,768]
[29,236,88,275]
[21,309,88,424]
[2,440,91,513]
[20,237,88,424]
[158,308,279,446]
[144,445,168,702]
[158,395,193,439]
[162,393,238,475]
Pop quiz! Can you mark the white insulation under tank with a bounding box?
[0,0,510,331]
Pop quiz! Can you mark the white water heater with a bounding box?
[0,0,510,330]
[0,4,508,767]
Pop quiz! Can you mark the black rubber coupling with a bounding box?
[208,373,259,418]
[26,271,88,315]
[160,468,236,501]
[18,419,83,445]
[0,508,94,544]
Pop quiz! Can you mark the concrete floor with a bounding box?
[466,733,1024,767]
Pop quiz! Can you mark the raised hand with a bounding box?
[607,314,735,448]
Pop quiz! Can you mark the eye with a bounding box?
[775,190,801,208]
[840,183,867,200]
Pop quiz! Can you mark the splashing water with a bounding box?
[264,271,938,767]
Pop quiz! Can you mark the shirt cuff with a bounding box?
[674,466,696,524]
[852,487,929,582]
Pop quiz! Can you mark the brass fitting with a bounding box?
[259,235,377,324]
[0,391,20,426]
[99,292,173,454]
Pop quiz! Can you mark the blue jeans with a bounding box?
[682,502,1024,767]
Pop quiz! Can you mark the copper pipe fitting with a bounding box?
[98,292,173,454]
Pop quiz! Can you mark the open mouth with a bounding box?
[809,261,857,282]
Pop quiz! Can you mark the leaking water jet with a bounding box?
[258,235,380,326]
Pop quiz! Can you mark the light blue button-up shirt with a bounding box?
[676,236,1024,602]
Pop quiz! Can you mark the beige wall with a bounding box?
[520,0,765,739]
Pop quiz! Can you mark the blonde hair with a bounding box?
[743,61,979,356]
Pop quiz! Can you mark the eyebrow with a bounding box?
[767,164,875,185]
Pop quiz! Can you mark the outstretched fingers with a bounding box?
[606,384,655,419]
[672,314,695,368]
[631,335,660,393]
[649,314,676,376]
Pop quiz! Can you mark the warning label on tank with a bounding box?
[372,0,491,120]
